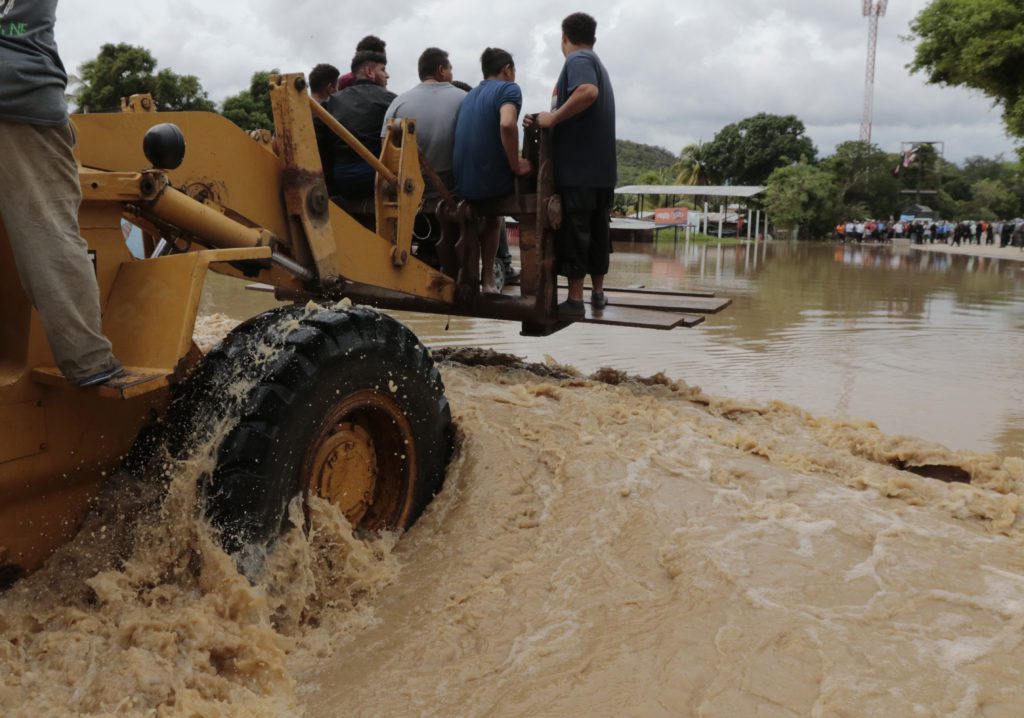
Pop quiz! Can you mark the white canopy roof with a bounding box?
[610,217,656,229]
[615,185,766,198]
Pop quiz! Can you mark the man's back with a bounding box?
[453,80,522,201]
[325,81,396,164]
[552,49,616,189]
[383,82,465,189]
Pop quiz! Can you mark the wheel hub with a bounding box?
[309,422,377,523]
[301,387,420,531]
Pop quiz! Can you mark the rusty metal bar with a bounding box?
[333,281,544,322]
[308,97,398,186]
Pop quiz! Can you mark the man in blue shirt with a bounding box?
[453,47,531,294]
[525,12,617,316]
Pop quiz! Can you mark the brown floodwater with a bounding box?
[200,240,1024,457]
[5,290,1024,716]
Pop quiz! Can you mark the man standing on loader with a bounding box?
[525,11,617,316]
[0,0,123,386]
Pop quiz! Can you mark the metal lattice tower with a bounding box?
[859,0,888,144]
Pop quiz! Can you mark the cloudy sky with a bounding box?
[56,0,1017,164]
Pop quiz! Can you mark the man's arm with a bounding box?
[499,103,531,175]
[526,83,598,129]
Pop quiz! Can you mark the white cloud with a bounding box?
[54,0,1018,163]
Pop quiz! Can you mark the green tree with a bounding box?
[1004,162,1024,216]
[703,113,817,186]
[822,140,900,219]
[72,43,215,112]
[960,155,1014,185]
[764,162,841,240]
[634,168,673,209]
[615,139,676,186]
[966,178,1017,218]
[897,150,971,217]
[613,140,677,213]
[671,141,713,185]
[909,0,1024,139]
[221,70,278,131]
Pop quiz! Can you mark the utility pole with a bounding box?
[859,0,888,145]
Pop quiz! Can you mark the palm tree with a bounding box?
[671,142,715,216]
[672,142,712,186]
[635,169,671,213]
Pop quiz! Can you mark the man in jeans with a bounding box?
[525,12,617,316]
[0,0,122,386]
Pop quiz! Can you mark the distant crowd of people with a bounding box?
[306,12,617,313]
[836,219,1024,248]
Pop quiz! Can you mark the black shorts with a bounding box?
[556,186,613,280]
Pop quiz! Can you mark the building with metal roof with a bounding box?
[614,185,769,240]
[614,185,765,198]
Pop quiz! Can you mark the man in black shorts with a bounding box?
[525,12,616,316]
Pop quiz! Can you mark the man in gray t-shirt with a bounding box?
[380,47,465,197]
[0,0,122,385]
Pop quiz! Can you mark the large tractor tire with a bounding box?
[164,305,452,558]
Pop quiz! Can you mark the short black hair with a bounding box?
[351,50,387,76]
[356,35,386,54]
[480,47,513,78]
[562,12,597,45]
[418,47,450,81]
[451,80,473,93]
[309,63,340,94]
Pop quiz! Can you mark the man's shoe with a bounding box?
[77,365,125,387]
[503,264,521,285]
[557,298,586,317]
[590,291,608,310]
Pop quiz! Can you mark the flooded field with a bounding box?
[3,240,1024,717]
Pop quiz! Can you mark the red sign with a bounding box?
[654,207,688,225]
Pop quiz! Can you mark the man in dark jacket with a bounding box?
[309,63,340,187]
[325,50,396,198]
[0,0,122,385]
[336,35,386,92]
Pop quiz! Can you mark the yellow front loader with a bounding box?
[0,74,728,584]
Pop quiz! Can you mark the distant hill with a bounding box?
[616,139,676,186]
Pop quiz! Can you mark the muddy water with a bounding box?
[5,344,1024,717]
[3,242,1024,716]
[200,240,1024,457]
[298,359,1024,718]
